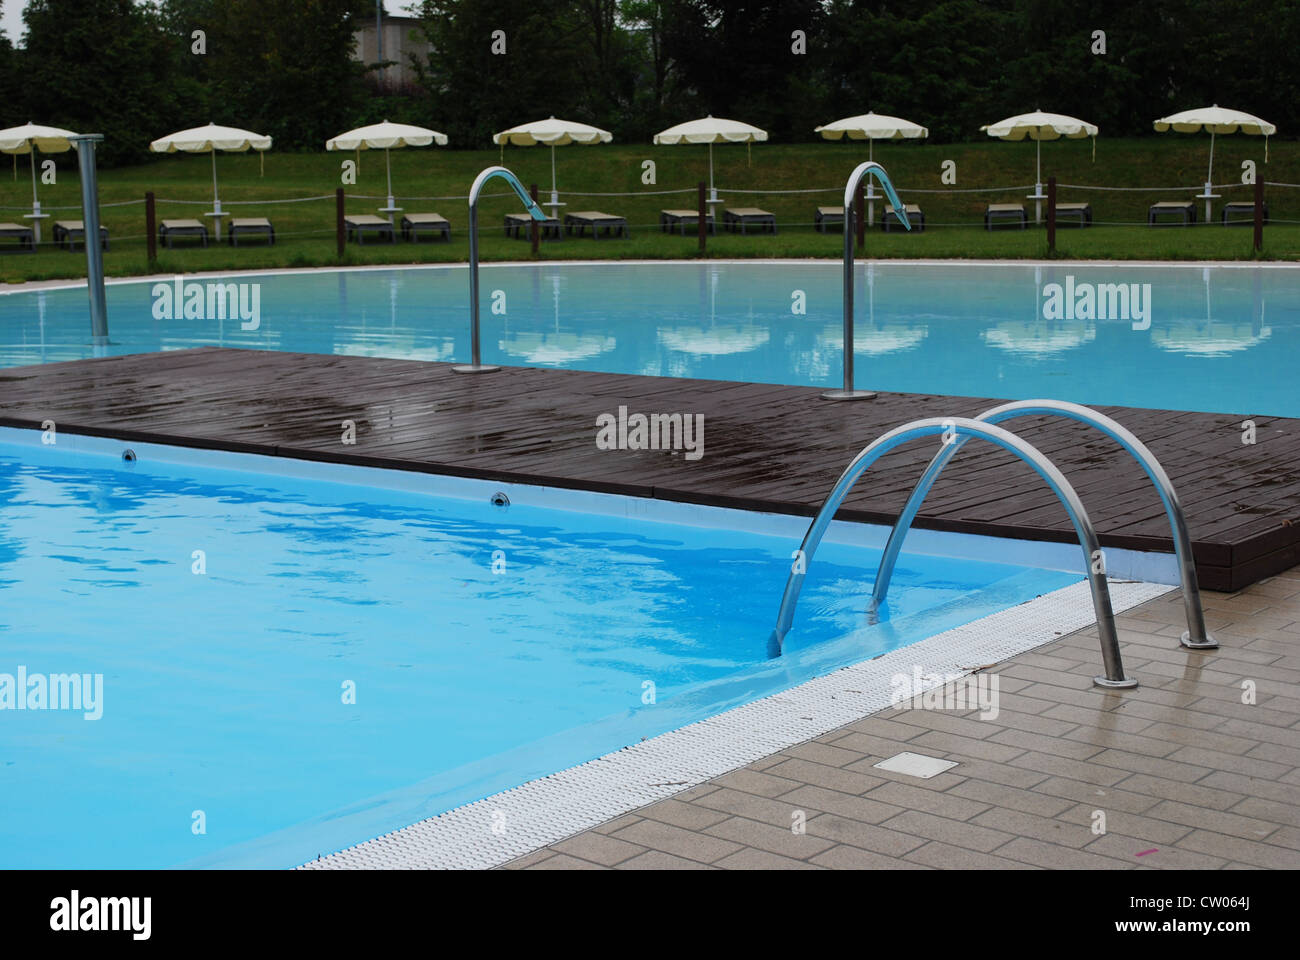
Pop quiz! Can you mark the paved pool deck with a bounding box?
[508,566,1300,870]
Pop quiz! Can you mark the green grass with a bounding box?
[2,137,1296,284]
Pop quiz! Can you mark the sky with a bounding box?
[1,0,26,43]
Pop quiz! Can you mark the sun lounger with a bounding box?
[984,204,1027,230]
[1221,201,1267,226]
[1054,203,1092,227]
[504,213,561,239]
[227,217,275,246]
[401,213,451,242]
[881,204,925,232]
[564,211,628,239]
[1148,201,1195,226]
[159,219,209,248]
[660,209,715,235]
[723,207,777,235]
[0,222,35,252]
[344,214,395,244]
[53,220,109,251]
[815,206,845,233]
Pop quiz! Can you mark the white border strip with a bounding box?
[300,577,1171,870]
[4,257,1297,295]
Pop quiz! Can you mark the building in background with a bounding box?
[353,4,429,92]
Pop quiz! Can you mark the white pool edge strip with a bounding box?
[299,577,1172,870]
[4,256,1298,295]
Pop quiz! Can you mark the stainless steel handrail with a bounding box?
[823,161,910,401]
[767,417,1136,688]
[869,399,1216,650]
[452,165,547,375]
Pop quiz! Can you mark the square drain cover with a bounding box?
[874,752,958,779]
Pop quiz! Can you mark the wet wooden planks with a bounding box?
[2,346,1298,591]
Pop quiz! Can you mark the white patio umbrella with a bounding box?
[149,123,273,239]
[0,122,81,243]
[981,110,1098,190]
[653,116,768,203]
[814,112,928,159]
[492,117,612,210]
[1153,105,1275,211]
[815,112,928,222]
[326,120,448,212]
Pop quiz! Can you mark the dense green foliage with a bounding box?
[0,0,1295,165]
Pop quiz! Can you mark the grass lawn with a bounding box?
[1,137,1296,284]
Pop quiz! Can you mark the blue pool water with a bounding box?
[0,435,1080,868]
[1,261,1296,417]
[2,260,1300,413]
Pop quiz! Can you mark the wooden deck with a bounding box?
[2,347,1297,591]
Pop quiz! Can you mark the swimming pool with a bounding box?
[0,427,1085,869]
[2,261,1295,417]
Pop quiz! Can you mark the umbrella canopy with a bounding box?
[981,110,1098,186]
[1153,105,1276,182]
[0,122,80,213]
[653,116,768,198]
[814,112,928,163]
[150,122,273,211]
[326,120,448,205]
[492,117,612,203]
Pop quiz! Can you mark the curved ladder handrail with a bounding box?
[869,400,1216,650]
[823,161,910,401]
[767,417,1136,689]
[453,166,547,374]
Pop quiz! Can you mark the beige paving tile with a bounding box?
[878,809,1016,853]
[903,840,1042,870]
[714,848,825,870]
[526,853,610,870]
[1083,834,1228,869]
[948,778,1076,818]
[637,798,731,831]
[1057,803,1194,845]
[609,819,743,864]
[616,850,718,870]
[996,836,1136,870]
[761,756,887,796]
[809,844,930,869]
[704,815,836,860]
[709,767,804,798]
[1110,772,1244,811]
[805,813,929,857]
[971,807,1097,848]
[1143,800,1279,841]
[1176,829,1300,869]
[866,780,992,821]
[777,784,908,825]
[1031,775,1162,814]
[551,832,647,866]
[907,729,1031,763]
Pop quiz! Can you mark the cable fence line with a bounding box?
[153,194,336,205]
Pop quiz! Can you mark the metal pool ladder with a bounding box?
[766,407,1215,689]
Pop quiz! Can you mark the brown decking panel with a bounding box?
[2,347,1298,592]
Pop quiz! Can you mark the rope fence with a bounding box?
[3,177,1292,260]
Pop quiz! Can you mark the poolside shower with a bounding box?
[823,161,911,400]
[453,165,548,374]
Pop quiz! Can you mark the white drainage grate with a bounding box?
[300,578,1172,870]
[874,752,959,779]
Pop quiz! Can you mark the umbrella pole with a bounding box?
[1204,130,1216,224]
[386,146,393,205]
[708,143,715,202]
[550,144,557,207]
[29,149,43,244]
